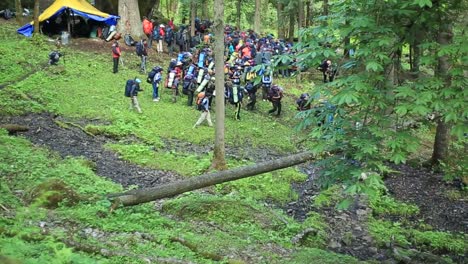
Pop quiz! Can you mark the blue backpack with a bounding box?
[165,28,174,43]
[153,28,160,40]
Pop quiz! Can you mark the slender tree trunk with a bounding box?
[236,0,241,30]
[289,11,295,42]
[211,0,227,171]
[200,0,207,19]
[277,2,284,39]
[298,0,304,41]
[254,0,261,33]
[118,0,144,37]
[190,0,196,37]
[306,0,312,27]
[33,0,39,34]
[431,22,453,166]
[109,152,314,206]
[323,0,328,16]
[15,0,23,25]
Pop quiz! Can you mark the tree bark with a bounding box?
[430,21,453,166]
[277,2,284,39]
[118,0,144,37]
[200,0,207,19]
[109,152,314,206]
[289,10,295,42]
[236,0,241,30]
[211,0,227,171]
[323,0,328,16]
[15,0,23,25]
[298,0,304,39]
[33,0,40,34]
[190,0,196,37]
[254,0,261,33]
[305,0,312,27]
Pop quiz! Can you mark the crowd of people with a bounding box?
[114,17,336,127]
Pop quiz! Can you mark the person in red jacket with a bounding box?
[111,40,121,73]
[142,16,153,49]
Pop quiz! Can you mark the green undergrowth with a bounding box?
[0,127,337,263]
[369,218,467,255]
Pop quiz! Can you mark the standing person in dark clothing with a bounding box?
[319,59,335,83]
[111,40,121,73]
[267,85,283,116]
[136,39,148,73]
[245,81,258,111]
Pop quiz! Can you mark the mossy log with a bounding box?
[108,151,314,206]
[0,124,29,134]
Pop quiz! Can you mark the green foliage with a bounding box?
[369,195,419,217]
[369,219,467,254]
[217,167,307,204]
[313,185,343,208]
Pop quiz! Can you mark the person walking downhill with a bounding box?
[136,39,148,73]
[193,92,213,128]
[125,78,143,113]
[111,40,121,73]
[267,85,283,116]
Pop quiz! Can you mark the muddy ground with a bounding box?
[1,112,466,263]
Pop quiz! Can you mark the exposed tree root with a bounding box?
[291,228,318,245]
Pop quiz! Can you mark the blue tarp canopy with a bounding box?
[17,0,118,37]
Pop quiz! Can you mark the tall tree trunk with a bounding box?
[323,0,328,16]
[109,152,314,206]
[236,0,241,30]
[200,0,207,19]
[305,0,312,27]
[15,0,23,25]
[431,21,453,166]
[190,0,196,37]
[277,2,284,39]
[288,11,295,42]
[254,0,261,33]
[211,0,227,171]
[33,0,39,34]
[118,0,144,37]
[298,0,304,41]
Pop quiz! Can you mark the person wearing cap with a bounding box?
[111,40,121,74]
[130,78,143,113]
[157,24,165,53]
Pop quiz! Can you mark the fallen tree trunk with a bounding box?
[109,151,314,206]
[0,124,29,134]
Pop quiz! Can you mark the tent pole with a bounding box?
[67,9,71,35]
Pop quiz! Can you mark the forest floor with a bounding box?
[1,112,466,262]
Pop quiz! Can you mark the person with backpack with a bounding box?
[111,40,121,73]
[142,17,153,49]
[296,93,311,111]
[124,78,143,113]
[136,39,148,73]
[182,73,197,106]
[245,81,258,111]
[193,92,213,128]
[267,85,283,116]
[261,70,273,101]
[147,66,163,102]
[319,59,335,83]
[164,26,175,56]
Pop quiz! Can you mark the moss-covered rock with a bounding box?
[27,178,80,209]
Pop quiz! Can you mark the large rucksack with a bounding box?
[147,66,161,83]
[153,28,160,40]
[125,80,135,97]
[124,34,136,46]
[165,27,174,43]
[135,41,144,56]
